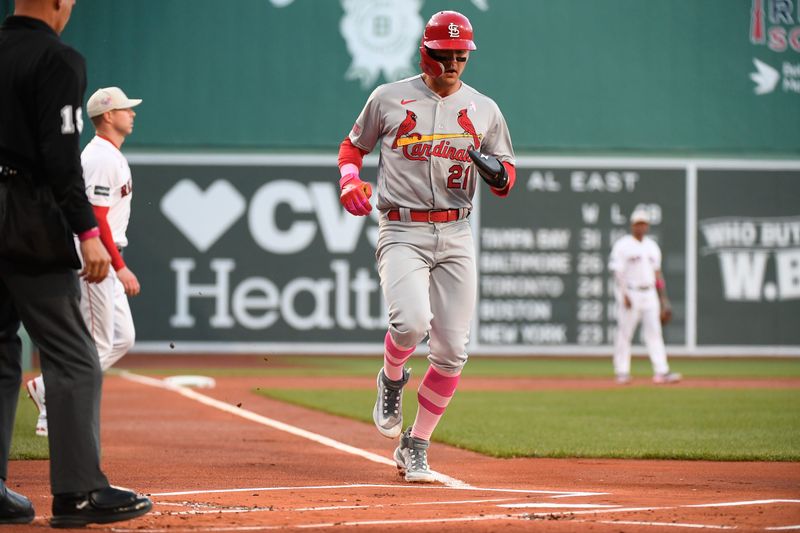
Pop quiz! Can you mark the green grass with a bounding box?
[15,357,800,463]
[122,356,800,379]
[10,390,49,460]
[256,387,800,461]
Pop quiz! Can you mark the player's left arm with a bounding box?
[656,269,672,324]
[116,266,140,297]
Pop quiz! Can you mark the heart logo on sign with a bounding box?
[160,179,246,252]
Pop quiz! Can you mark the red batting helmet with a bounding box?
[419,11,477,78]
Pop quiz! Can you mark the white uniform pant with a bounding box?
[80,269,135,371]
[376,218,476,374]
[613,288,668,376]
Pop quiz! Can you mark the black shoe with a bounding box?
[0,479,35,524]
[51,486,152,528]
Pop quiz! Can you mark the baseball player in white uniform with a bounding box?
[338,11,515,482]
[609,209,681,385]
[26,87,142,436]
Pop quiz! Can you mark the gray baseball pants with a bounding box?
[376,217,476,374]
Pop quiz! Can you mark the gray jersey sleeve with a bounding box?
[348,86,386,153]
[479,99,515,165]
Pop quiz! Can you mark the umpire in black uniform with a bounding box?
[0,0,151,527]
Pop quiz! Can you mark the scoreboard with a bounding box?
[477,162,687,351]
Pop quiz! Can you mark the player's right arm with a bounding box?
[337,87,385,216]
[338,138,372,216]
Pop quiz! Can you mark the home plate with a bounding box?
[163,375,217,388]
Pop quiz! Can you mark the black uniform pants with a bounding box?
[0,266,109,494]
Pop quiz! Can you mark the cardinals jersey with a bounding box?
[348,75,514,211]
[608,235,662,290]
[81,136,133,247]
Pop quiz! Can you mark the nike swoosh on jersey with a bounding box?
[400,99,417,105]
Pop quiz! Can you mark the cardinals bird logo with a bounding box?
[457,108,480,149]
[392,109,417,149]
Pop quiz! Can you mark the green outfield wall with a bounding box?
[2,1,798,354]
[40,0,800,155]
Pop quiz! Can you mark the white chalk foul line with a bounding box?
[154,509,272,517]
[526,505,670,516]
[519,499,800,517]
[684,499,800,508]
[120,372,397,468]
[155,498,522,516]
[517,499,800,529]
[111,512,533,532]
[109,498,800,532]
[294,497,516,511]
[120,371,605,497]
[591,520,737,530]
[498,503,619,509]
[120,371,466,487]
[149,482,599,498]
[158,497,586,515]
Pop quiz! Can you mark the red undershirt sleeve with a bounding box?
[338,137,368,171]
[92,205,125,271]
[490,162,516,198]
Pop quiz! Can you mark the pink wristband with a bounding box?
[340,163,359,179]
[656,278,666,290]
[339,172,360,189]
[78,227,100,241]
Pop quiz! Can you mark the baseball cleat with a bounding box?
[35,413,48,437]
[653,372,682,384]
[615,373,632,385]
[394,427,435,483]
[373,368,410,439]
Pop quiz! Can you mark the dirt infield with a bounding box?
[7,371,800,531]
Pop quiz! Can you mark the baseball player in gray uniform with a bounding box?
[338,10,515,482]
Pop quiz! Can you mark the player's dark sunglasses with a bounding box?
[427,49,468,63]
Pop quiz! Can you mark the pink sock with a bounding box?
[412,365,461,441]
[383,331,414,381]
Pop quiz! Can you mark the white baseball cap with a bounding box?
[630,209,650,224]
[87,87,142,118]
